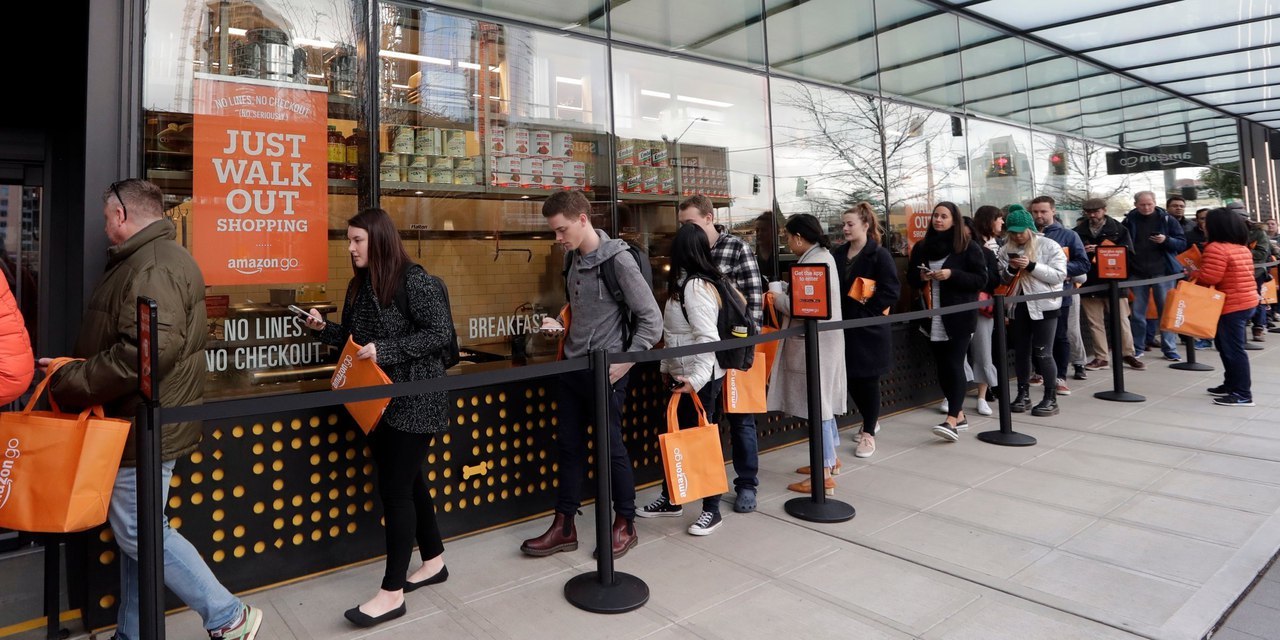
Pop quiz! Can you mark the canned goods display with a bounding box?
[488,125,506,156]
[520,158,544,188]
[415,127,441,156]
[617,138,635,165]
[568,161,587,189]
[506,128,530,157]
[444,129,467,157]
[392,125,416,154]
[637,143,652,167]
[657,167,674,195]
[454,171,478,186]
[532,130,552,157]
[429,168,453,184]
[544,159,566,189]
[640,166,658,194]
[406,166,429,183]
[552,132,573,158]
[651,141,668,167]
[455,157,477,171]
[432,156,454,170]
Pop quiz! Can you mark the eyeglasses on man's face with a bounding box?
[110,181,128,221]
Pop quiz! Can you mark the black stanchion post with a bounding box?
[977,294,1036,447]
[135,298,165,640]
[1094,282,1144,402]
[784,319,855,523]
[43,535,65,640]
[1171,334,1213,371]
[564,349,648,614]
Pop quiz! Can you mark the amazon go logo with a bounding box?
[0,438,20,511]
[1119,150,1192,168]
[331,355,354,390]
[671,446,689,499]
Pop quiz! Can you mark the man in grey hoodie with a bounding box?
[520,190,662,560]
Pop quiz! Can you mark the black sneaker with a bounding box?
[931,423,959,442]
[636,494,682,518]
[1072,365,1087,381]
[1213,394,1256,407]
[1206,384,1231,396]
[687,510,723,536]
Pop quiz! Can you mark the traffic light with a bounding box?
[987,153,1015,178]
[752,174,761,195]
[1050,149,1067,176]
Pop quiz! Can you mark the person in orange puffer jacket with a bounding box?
[0,261,34,405]
[1193,208,1260,407]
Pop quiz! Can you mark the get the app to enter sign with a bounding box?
[789,264,831,320]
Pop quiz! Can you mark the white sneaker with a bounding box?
[976,398,992,416]
[939,398,949,414]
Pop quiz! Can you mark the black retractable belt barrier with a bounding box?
[784,319,856,523]
[977,294,1035,447]
[1171,334,1214,371]
[136,297,166,640]
[563,349,648,613]
[1095,281,1145,403]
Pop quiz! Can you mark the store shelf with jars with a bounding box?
[613,137,732,206]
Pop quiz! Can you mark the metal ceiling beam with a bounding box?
[1118,41,1280,72]
[1011,0,1184,35]
[1071,15,1279,56]
[770,8,946,69]
[683,0,812,51]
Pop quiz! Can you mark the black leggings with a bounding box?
[369,427,444,591]
[930,335,972,419]
[1011,304,1058,389]
[848,376,881,432]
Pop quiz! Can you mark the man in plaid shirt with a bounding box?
[678,194,764,513]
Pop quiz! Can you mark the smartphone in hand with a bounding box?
[286,304,311,320]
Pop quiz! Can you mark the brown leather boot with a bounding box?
[592,515,638,559]
[520,512,577,556]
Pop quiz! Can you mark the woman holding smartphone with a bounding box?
[907,202,988,442]
[997,205,1067,417]
[968,206,1004,416]
[638,223,731,535]
[303,208,455,628]
[769,214,846,494]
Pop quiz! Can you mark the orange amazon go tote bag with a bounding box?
[1160,280,1225,339]
[759,292,782,381]
[723,349,767,414]
[331,337,393,434]
[0,358,131,533]
[659,393,728,505]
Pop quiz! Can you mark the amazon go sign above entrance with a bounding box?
[1105,143,1209,175]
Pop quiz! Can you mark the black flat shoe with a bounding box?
[344,602,406,628]
[403,565,448,593]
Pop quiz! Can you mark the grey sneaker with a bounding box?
[733,487,757,513]
[687,510,723,536]
[636,494,682,518]
[209,605,263,640]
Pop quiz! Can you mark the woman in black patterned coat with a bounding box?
[304,208,453,628]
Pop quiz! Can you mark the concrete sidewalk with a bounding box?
[57,343,1280,640]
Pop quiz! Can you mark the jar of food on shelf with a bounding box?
[544,159,566,189]
[651,141,668,167]
[345,128,361,165]
[444,129,468,157]
[520,157,544,189]
[429,168,453,184]
[532,130,552,157]
[392,125,416,154]
[407,165,429,184]
[552,132,573,158]
[637,142,653,167]
[505,127,529,157]
[379,154,401,183]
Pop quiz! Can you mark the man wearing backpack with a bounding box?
[655,194,764,514]
[520,190,662,560]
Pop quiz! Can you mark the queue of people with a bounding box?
[17,178,1272,638]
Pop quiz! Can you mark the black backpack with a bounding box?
[562,241,654,350]
[394,264,461,369]
[678,274,757,371]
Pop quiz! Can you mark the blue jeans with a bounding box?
[1130,281,1178,356]
[1215,309,1253,401]
[726,412,759,492]
[821,419,839,469]
[110,460,241,640]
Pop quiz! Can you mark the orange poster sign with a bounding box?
[192,74,328,285]
[1096,245,1127,279]
[906,207,930,251]
[789,264,831,320]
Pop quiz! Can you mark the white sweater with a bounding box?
[660,278,723,391]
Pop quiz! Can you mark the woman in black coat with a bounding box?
[906,201,988,442]
[833,202,900,459]
[304,208,454,628]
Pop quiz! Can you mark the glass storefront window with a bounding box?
[376,5,612,362]
[967,118,1034,208]
[425,0,607,37]
[143,0,360,400]
[611,47,772,294]
[607,0,767,68]
[1031,133,1131,224]
[765,0,878,92]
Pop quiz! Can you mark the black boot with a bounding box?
[1031,388,1059,417]
[985,386,997,403]
[1010,385,1031,413]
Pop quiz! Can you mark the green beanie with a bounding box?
[1005,204,1035,233]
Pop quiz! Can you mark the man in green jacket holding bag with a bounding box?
[38,179,263,640]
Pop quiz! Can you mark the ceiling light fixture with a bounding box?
[380,50,452,66]
[641,89,671,99]
[556,76,584,85]
[677,95,733,108]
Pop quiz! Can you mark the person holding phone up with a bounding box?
[304,208,455,629]
[999,205,1067,417]
[907,202,988,443]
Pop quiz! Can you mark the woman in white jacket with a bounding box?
[768,214,846,496]
[639,223,731,536]
[998,205,1067,417]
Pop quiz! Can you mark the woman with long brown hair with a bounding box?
[832,202,899,459]
[303,208,455,628]
[906,201,988,442]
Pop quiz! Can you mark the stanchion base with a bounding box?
[784,497,855,523]
[1244,343,1264,351]
[1170,362,1213,371]
[564,571,649,614]
[1094,390,1146,402]
[976,430,1037,447]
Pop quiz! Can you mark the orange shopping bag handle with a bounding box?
[22,357,102,420]
[666,392,710,433]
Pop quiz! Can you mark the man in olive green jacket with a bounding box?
[39,179,263,640]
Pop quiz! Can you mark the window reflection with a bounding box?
[967,119,1034,209]
[1031,134,1130,224]
[607,0,767,68]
